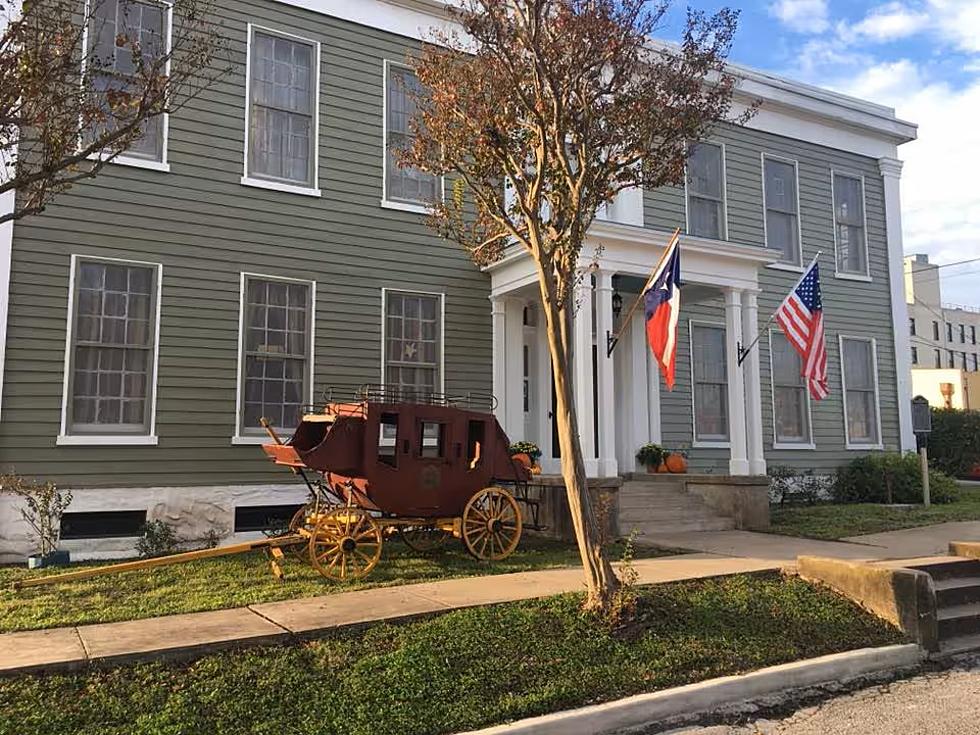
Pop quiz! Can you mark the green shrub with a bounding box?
[135,520,181,559]
[928,408,980,478]
[833,452,960,505]
[635,443,668,469]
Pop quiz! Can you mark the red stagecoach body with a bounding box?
[262,398,530,518]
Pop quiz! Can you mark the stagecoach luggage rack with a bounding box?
[305,384,498,413]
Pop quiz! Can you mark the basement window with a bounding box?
[60,510,147,540]
[234,504,305,533]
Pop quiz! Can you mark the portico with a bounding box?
[486,219,777,478]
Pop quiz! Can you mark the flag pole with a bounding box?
[606,227,681,358]
[736,252,821,366]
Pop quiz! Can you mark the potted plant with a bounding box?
[509,441,543,474]
[1,473,73,568]
[635,443,668,473]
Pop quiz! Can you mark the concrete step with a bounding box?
[909,557,980,581]
[937,603,980,639]
[618,499,711,513]
[619,508,725,523]
[934,577,980,608]
[939,633,980,656]
[627,518,736,535]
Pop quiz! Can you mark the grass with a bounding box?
[0,536,671,633]
[0,574,904,735]
[770,482,980,541]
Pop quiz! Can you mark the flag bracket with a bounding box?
[606,330,619,358]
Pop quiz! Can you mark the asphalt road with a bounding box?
[667,656,980,735]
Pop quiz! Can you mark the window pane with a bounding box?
[688,196,722,240]
[765,210,800,265]
[764,159,797,214]
[249,31,315,186]
[692,325,728,441]
[834,174,867,274]
[687,144,722,199]
[842,338,879,445]
[241,278,311,434]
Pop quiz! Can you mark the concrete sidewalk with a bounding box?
[0,553,778,675]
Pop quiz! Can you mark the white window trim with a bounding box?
[760,152,804,269]
[381,59,444,213]
[689,319,730,448]
[57,254,163,446]
[380,287,446,394]
[232,272,317,444]
[839,334,884,450]
[80,0,174,172]
[241,23,322,197]
[830,169,871,281]
[767,328,815,451]
[683,141,728,242]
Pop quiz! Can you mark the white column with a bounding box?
[646,334,662,445]
[724,288,749,475]
[503,298,524,441]
[573,273,597,476]
[742,290,766,475]
[629,309,653,466]
[490,296,507,423]
[879,157,915,452]
[594,270,618,477]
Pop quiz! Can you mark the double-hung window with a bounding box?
[911,346,918,365]
[947,323,954,342]
[87,0,170,166]
[840,337,881,448]
[949,350,956,368]
[691,324,728,443]
[384,63,439,208]
[686,143,726,240]
[238,276,313,437]
[245,27,319,192]
[973,354,979,372]
[60,258,160,443]
[909,318,916,336]
[762,156,802,266]
[933,321,941,341]
[832,173,868,277]
[771,331,811,446]
[934,349,942,368]
[383,291,442,399]
[972,326,977,345]
[960,324,967,343]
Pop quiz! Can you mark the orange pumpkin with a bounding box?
[656,462,669,473]
[665,453,688,474]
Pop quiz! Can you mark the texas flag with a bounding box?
[644,236,682,390]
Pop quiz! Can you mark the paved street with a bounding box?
[668,656,980,735]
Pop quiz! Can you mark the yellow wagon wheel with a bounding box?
[462,487,523,561]
[398,524,450,554]
[308,507,383,581]
[285,503,314,563]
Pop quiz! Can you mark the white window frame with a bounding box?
[761,153,804,271]
[683,141,728,242]
[57,255,163,446]
[768,329,815,450]
[79,0,174,172]
[831,170,871,282]
[380,287,446,395]
[689,319,730,448]
[839,335,884,450]
[381,59,444,214]
[232,272,316,445]
[241,23,322,198]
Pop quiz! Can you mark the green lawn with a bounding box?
[0,574,903,735]
[770,482,980,541]
[0,536,670,633]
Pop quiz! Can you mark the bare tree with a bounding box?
[0,0,226,224]
[400,0,750,611]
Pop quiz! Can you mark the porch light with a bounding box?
[612,291,623,319]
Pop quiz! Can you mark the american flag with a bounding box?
[776,260,829,400]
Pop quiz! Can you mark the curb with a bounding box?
[458,644,925,735]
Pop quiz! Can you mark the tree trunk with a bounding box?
[539,277,620,611]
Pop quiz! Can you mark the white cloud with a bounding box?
[769,0,830,33]
[842,2,929,42]
[928,0,980,53]
[829,61,980,305]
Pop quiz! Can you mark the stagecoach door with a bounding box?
[412,418,447,510]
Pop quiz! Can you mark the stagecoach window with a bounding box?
[467,420,485,469]
[419,421,445,459]
[66,259,159,435]
[240,277,312,435]
[378,412,398,467]
[384,291,442,399]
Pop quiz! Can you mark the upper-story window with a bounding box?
[909,318,916,336]
[762,156,802,266]
[832,172,868,278]
[934,349,942,368]
[686,143,726,240]
[911,346,918,365]
[960,324,966,343]
[973,353,979,372]
[972,326,978,345]
[88,0,170,167]
[933,321,941,341]
[244,26,320,194]
[948,350,955,368]
[384,63,439,209]
[947,323,954,342]
[60,257,161,444]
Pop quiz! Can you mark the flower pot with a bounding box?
[27,550,70,569]
[530,464,542,475]
[512,453,532,469]
[665,453,688,474]
[656,462,669,473]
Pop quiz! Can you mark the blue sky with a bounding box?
[658,0,980,306]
